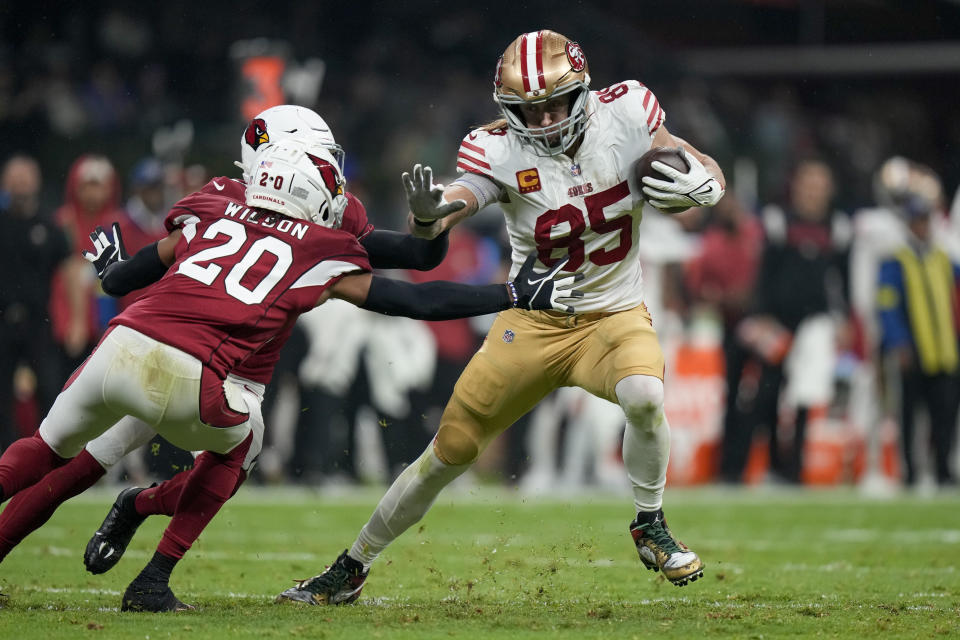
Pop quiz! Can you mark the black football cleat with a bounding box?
[84,485,152,574]
[275,550,368,605]
[121,577,194,612]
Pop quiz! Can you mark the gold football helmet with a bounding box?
[493,30,591,156]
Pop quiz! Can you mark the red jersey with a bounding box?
[164,178,374,384]
[113,180,371,380]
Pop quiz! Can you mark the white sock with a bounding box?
[349,445,470,570]
[616,375,670,513]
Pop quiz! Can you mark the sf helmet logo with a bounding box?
[245,118,268,150]
[307,153,344,197]
[494,55,504,88]
[565,42,586,72]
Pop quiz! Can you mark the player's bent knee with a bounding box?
[434,424,480,466]
[37,423,85,459]
[433,372,504,465]
[615,374,665,429]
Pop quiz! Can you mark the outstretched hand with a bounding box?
[510,253,585,314]
[82,223,129,278]
[402,164,467,223]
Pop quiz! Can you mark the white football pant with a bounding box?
[40,326,259,466]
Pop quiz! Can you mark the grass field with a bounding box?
[0,485,957,639]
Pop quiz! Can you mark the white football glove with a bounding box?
[641,149,725,209]
[402,164,467,223]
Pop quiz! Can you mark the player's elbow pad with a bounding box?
[100,242,168,296]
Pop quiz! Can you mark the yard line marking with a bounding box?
[27,546,317,562]
[21,586,273,600]
[824,528,960,543]
[8,587,956,615]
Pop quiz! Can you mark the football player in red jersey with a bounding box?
[0,138,580,612]
[277,30,725,606]
[0,106,450,580]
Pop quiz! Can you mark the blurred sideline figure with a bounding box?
[520,387,628,494]
[683,192,763,484]
[49,155,129,365]
[850,157,958,490]
[363,313,438,478]
[0,155,73,445]
[123,157,169,254]
[876,174,959,488]
[286,302,438,485]
[280,300,369,483]
[276,29,726,606]
[848,158,913,493]
[734,158,850,484]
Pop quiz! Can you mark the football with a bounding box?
[635,146,691,214]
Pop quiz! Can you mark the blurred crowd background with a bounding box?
[2,0,960,494]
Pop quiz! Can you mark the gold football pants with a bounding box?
[434,305,664,465]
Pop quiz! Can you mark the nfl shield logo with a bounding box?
[570,163,582,177]
[502,329,515,343]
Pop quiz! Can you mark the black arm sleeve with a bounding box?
[360,229,449,271]
[100,242,168,297]
[361,275,510,321]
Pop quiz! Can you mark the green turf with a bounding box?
[0,486,957,639]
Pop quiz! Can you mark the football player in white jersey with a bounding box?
[276,29,725,606]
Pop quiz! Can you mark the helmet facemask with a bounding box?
[497,82,590,157]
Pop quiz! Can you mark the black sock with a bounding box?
[341,552,365,575]
[635,509,664,526]
[120,490,141,516]
[138,551,179,583]
[121,482,156,517]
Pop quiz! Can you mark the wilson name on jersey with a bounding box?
[114,185,370,379]
[457,80,664,313]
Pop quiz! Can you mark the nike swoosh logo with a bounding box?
[213,181,225,191]
[527,277,547,286]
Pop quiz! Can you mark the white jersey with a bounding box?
[457,80,664,313]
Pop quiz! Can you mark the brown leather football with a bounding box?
[635,146,691,214]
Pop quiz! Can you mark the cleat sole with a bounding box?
[669,568,704,587]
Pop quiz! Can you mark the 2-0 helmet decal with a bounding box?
[566,41,586,72]
[244,118,269,150]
